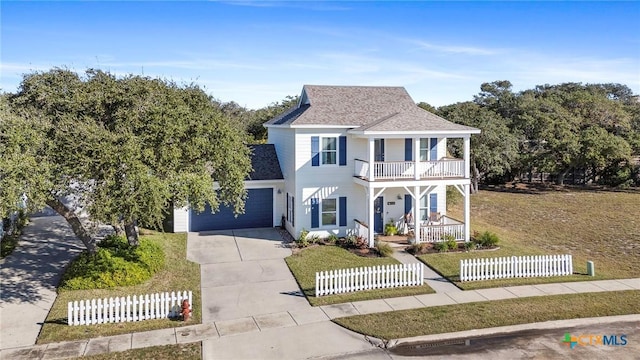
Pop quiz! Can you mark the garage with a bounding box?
[189,188,273,231]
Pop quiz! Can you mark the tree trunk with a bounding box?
[555,168,569,185]
[112,224,124,236]
[124,221,139,247]
[46,197,97,254]
[471,161,480,194]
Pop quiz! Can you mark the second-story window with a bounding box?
[322,137,337,165]
[419,138,429,161]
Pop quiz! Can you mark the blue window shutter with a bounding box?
[430,193,438,214]
[339,197,347,226]
[311,136,319,166]
[310,198,319,228]
[286,194,289,222]
[405,138,413,161]
[404,194,412,215]
[339,136,347,166]
[292,196,295,227]
[430,138,438,160]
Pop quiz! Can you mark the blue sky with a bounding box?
[1,1,639,109]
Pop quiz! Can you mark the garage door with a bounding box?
[189,188,273,231]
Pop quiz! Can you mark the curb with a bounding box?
[387,314,640,348]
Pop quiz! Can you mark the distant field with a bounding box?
[446,186,640,279]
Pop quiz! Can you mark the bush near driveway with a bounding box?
[61,235,165,290]
[37,231,201,344]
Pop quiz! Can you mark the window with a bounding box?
[321,137,337,165]
[311,196,346,228]
[419,195,429,221]
[419,138,429,161]
[321,198,337,226]
[419,138,438,161]
[312,136,346,167]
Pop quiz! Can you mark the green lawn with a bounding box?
[334,290,640,340]
[421,188,640,290]
[37,231,201,344]
[285,245,434,306]
[78,343,201,360]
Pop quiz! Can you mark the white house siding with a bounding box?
[292,129,357,238]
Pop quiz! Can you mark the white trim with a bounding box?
[349,131,479,137]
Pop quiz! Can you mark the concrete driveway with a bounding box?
[187,228,310,323]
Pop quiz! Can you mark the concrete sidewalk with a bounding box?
[1,277,637,359]
[389,247,461,293]
[0,216,87,349]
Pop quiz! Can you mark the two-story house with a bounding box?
[173,85,480,247]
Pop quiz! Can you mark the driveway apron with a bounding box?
[187,228,310,323]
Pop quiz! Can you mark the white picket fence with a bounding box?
[315,263,423,297]
[67,290,192,326]
[460,255,573,282]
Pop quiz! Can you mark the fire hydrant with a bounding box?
[181,299,192,322]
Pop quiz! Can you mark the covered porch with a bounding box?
[354,183,471,247]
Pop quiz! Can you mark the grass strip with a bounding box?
[80,342,201,360]
[285,245,435,306]
[333,290,640,340]
[37,231,201,344]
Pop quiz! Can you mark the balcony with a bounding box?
[354,158,464,181]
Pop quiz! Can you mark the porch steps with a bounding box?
[390,250,462,293]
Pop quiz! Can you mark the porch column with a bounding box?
[463,136,471,179]
[368,138,375,181]
[367,187,376,247]
[413,137,420,180]
[413,185,420,243]
[464,184,470,242]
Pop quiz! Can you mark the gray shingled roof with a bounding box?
[247,144,283,181]
[264,85,479,133]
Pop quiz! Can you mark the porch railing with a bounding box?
[354,159,464,181]
[354,219,368,243]
[418,216,465,242]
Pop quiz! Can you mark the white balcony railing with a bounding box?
[354,159,464,181]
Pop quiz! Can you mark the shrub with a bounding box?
[325,234,339,244]
[407,242,429,255]
[433,241,450,253]
[384,221,398,236]
[60,235,165,290]
[441,234,457,249]
[463,241,475,251]
[309,234,320,245]
[375,241,394,257]
[474,231,500,248]
[296,228,310,247]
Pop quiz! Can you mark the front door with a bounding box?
[374,196,384,233]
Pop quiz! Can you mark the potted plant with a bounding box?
[384,220,398,236]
